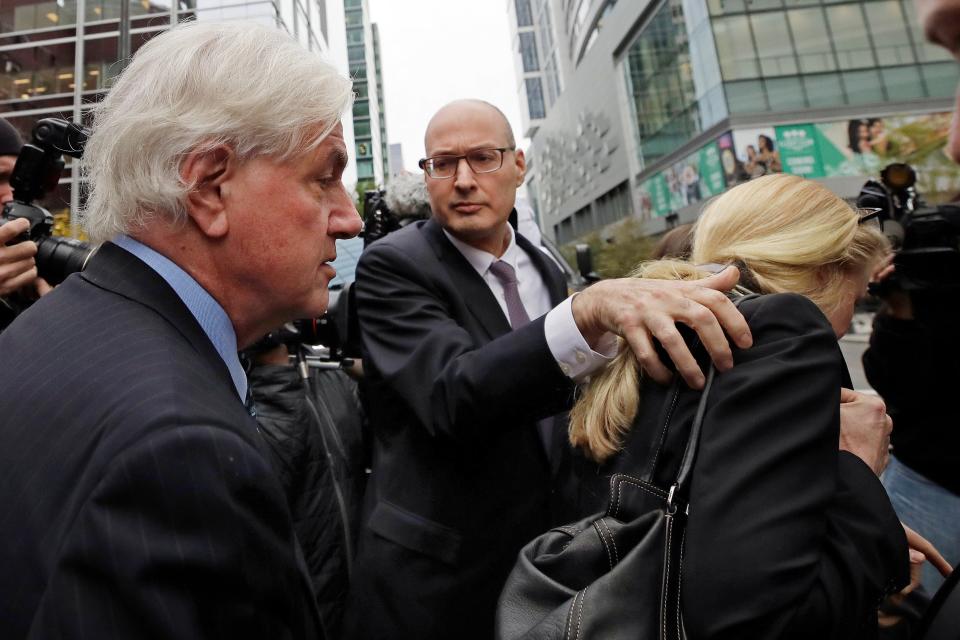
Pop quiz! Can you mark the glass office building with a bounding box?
[344,0,387,185]
[509,0,960,245]
[0,0,332,235]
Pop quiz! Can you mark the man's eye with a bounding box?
[432,158,452,171]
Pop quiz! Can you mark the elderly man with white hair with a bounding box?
[0,21,361,639]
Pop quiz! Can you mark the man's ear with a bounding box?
[180,144,236,239]
[514,148,526,187]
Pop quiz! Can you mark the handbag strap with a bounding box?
[670,294,757,508]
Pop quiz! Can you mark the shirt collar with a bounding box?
[112,234,247,401]
[442,223,522,279]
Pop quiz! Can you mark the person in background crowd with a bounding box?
[651,223,695,261]
[0,118,51,330]
[246,338,368,638]
[0,21,361,638]
[344,97,757,640]
[861,0,960,603]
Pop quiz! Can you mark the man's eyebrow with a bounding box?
[427,143,506,156]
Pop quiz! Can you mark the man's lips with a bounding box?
[452,202,483,213]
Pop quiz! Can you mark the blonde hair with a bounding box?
[569,174,888,462]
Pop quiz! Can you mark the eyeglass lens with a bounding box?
[427,149,504,178]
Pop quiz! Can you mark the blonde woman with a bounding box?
[565,174,910,637]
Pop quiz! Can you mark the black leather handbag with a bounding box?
[496,297,754,640]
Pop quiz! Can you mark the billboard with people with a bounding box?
[636,111,959,218]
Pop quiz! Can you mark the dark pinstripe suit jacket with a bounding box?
[0,242,322,639]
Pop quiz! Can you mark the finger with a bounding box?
[905,525,953,577]
[0,257,35,283]
[0,218,30,243]
[647,320,705,389]
[623,326,673,387]
[34,277,53,297]
[670,297,734,372]
[840,387,859,403]
[0,240,37,265]
[687,278,753,349]
[0,265,38,297]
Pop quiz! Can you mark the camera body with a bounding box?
[1,118,93,286]
[857,163,960,292]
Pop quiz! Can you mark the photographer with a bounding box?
[0,118,51,330]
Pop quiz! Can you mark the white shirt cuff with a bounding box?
[544,295,618,383]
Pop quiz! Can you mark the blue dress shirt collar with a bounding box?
[112,235,247,401]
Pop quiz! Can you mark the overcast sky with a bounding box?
[366,0,526,173]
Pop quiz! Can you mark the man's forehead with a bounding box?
[425,105,510,152]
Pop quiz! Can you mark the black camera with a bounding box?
[1,118,94,286]
[857,163,960,292]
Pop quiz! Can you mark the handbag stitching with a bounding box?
[612,476,668,519]
[599,517,619,565]
[575,587,587,640]
[648,384,682,480]
[565,590,580,640]
[677,526,686,639]
[661,515,673,640]
[592,521,614,570]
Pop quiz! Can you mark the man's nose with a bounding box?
[452,157,477,190]
[329,188,363,240]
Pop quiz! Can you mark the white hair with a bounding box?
[384,173,431,220]
[81,20,353,242]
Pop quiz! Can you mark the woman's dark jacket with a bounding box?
[249,364,367,638]
[572,293,909,638]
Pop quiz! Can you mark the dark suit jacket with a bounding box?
[0,243,322,639]
[594,293,908,638]
[345,218,574,639]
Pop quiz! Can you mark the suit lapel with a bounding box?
[421,218,512,340]
[516,229,567,306]
[80,242,238,396]
[82,243,325,633]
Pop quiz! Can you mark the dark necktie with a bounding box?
[488,260,530,328]
[488,259,555,461]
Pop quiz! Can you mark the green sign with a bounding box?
[775,124,823,178]
[698,142,725,197]
[643,173,671,218]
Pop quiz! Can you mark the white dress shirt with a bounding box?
[443,225,615,382]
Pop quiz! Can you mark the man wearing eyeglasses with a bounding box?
[345,100,752,640]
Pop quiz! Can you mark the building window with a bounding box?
[355,120,371,137]
[526,77,546,120]
[787,8,836,74]
[345,8,362,27]
[348,44,366,63]
[623,0,704,164]
[347,27,364,45]
[357,159,375,179]
[750,12,796,77]
[353,100,369,118]
[520,32,540,72]
[865,0,915,66]
[825,4,875,70]
[515,0,533,27]
[712,15,760,80]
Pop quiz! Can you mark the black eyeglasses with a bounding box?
[857,207,884,231]
[418,147,514,179]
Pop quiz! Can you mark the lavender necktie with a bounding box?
[489,260,556,458]
[488,260,530,328]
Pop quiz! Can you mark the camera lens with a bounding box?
[35,236,93,286]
